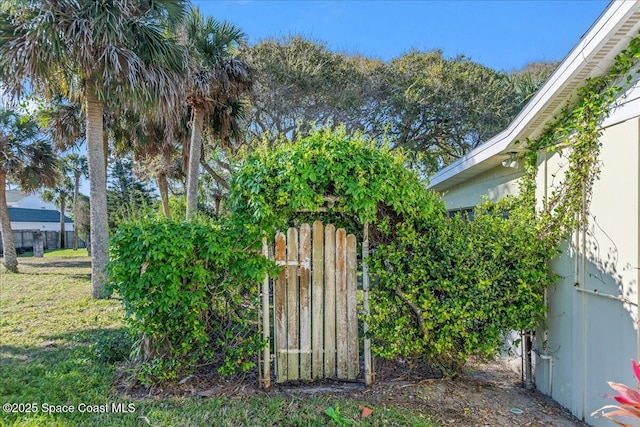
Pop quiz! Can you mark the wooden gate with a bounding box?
[262,221,361,384]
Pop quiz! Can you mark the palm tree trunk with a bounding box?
[86,80,110,298]
[73,173,79,250]
[59,197,65,249]
[186,107,204,219]
[157,172,170,218]
[0,175,18,272]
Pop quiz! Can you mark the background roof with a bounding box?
[8,207,72,223]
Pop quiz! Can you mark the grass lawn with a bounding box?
[0,250,437,427]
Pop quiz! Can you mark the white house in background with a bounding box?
[8,207,73,233]
[428,1,640,425]
[0,208,75,253]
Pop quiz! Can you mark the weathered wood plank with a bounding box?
[335,228,348,379]
[324,224,336,377]
[311,220,324,379]
[362,222,373,385]
[299,223,312,380]
[262,238,271,389]
[286,227,299,381]
[274,232,287,383]
[346,234,359,379]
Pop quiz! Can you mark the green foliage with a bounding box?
[1,254,438,427]
[106,157,156,233]
[230,127,442,239]
[231,128,553,375]
[509,61,558,108]
[107,216,275,383]
[242,37,544,174]
[240,36,376,141]
[369,198,555,374]
[519,32,640,245]
[383,50,518,170]
[83,328,134,364]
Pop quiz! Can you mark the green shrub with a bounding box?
[229,127,442,239]
[369,199,556,375]
[230,128,555,376]
[91,328,134,364]
[107,217,275,383]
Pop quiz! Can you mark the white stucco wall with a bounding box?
[534,117,639,425]
[11,221,74,232]
[439,114,640,425]
[440,164,523,210]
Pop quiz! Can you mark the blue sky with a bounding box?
[194,0,610,71]
[74,0,611,196]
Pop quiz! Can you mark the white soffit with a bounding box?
[428,0,640,192]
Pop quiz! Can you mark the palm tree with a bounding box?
[63,154,88,250]
[0,108,58,272]
[42,175,74,250]
[0,0,188,297]
[40,98,85,151]
[184,9,252,219]
[111,109,187,218]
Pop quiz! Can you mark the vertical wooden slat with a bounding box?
[274,232,287,383]
[335,228,348,378]
[346,234,359,379]
[299,224,312,380]
[262,238,271,389]
[362,222,373,385]
[286,227,299,381]
[311,221,324,379]
[324,224,336,377]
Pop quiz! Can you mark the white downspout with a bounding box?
[637,119,640,365]
[539,353,554,395]
[540,150,555,397]
[580,183,588,420]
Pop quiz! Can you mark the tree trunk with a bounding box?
[157,171,170,218]
[200,161,229,189]
[0,175,18,272]
[59,197,65,249]
[186,107,205,220]
[73,173,79,250]
[86,80,110,298]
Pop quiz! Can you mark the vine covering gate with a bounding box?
[261,221,362,385]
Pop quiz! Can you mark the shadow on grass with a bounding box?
[20,260,92,269]
[0,327,134,425]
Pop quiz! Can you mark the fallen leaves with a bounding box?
[359,405,373,418]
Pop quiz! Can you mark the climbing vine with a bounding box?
[231,128,555,376]
[519,32,640,245]
[229,126,442,240]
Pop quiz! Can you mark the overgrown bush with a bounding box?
[107,217,275,383]
[231,128,556,376]
[369,199,556,375]
[229,127,441,239]
[110,128,557,382]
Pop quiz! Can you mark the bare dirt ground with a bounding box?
[277,359,589,427]
[132,358,591,427]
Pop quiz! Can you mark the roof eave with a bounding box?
[428,0,640,192]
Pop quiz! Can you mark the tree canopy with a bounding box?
[240,37,555,174]
[0,107,58,272]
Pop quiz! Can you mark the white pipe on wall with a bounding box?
[539,353,554,396]
[637,118,640,365]
[581,183,588,419]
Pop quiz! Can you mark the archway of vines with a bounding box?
[229,127,443,242]
[229,127,554,376]
[111,33,640,384]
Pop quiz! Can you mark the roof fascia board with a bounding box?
[428,0,637,190]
